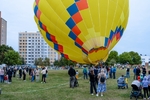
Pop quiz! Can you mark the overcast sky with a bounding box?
[0,0,150,56]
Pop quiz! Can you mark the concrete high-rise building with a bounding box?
[18,31,58,65]
[0,11,7,45]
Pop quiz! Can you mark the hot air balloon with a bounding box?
[33,0,129,64]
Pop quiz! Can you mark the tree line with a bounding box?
[0,45,142,67]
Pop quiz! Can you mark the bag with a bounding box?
[100,75,105,83]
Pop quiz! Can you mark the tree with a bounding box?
[105,50,118,65]
[118,52,132,64]
[3,50,22,66]
[53,57,76,67]
[129,51,142,65]
[43,57,50,66]
[34,58,38,66]
[53,60,60,67]
[21,57,26,65]
[0,45,13,64]
[37,58,43,66]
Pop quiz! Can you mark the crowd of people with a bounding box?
[0,66,48,84]
[67,64,150,99]
[131,65,150,99]
[68,64,117,97]
[2,64,150,99]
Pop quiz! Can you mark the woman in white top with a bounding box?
[41,67,47,83]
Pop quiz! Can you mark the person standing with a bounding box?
[112,66,116,79]
[96,69,106,97]
[142,66,146,78]
[109,66,113,79]
[7,68,13,84]
[19,67,22,79]
[31,69,35,82]
[126,66,130,78]
[89,69,97,95]
[68,65,76,88]
[0,68,4,83]
[136,66,141,80]
[94,66,99,85]
[83,66,88,79]
[133,66,136,80]
[35,68,40,82]
[147,70,150,99]
[41,67,47,83]
[141,76,149,99]
[23,68,27,81]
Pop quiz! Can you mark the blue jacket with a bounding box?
[133,68,136,73]
[142,76,149,88]
[112,67,116,73]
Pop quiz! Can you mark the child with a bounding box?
[4,74,8,83]
[124,76,128,88]
[140,74,144,82]
[76,70,79,79]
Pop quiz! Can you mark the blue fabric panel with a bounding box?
[67,4,78,16]
[109,30,114,40]
[54,43,58,51]
[61,53,64,57]
[120,28,124,37]
[69,31,77,40]
[105,37,108,47]
[75,42,82,48]
[46,32,51,41]
[115,26,118,34]
[75,0,80,2]
[38,21,43,29]
[66,18,76,29]
[34,6,38,15]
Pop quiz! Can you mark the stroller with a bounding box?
[130,80,143,100]
[74,77,79,87]
[117,75,128,89]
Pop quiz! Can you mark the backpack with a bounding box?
[100,75,105,83]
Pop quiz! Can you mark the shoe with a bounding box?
[96,94,98,96]
[91,93,94,95]
[101,94,103,96]
[143,98,146,100]
[41,82,43,83]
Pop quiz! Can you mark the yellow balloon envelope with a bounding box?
[33,0,129,64]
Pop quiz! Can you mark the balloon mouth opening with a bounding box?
[88,46,107,54]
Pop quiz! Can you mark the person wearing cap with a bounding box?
[68,65,76,88]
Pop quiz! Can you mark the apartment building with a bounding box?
[18,31,58,65]
[0,11,7,45]
[141,55,150,66]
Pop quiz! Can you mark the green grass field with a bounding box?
[0,68,137,100]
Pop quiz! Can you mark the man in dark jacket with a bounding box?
[7,68,13,84]
[136,66,141,79]
[68,65,76,88]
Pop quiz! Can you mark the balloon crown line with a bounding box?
[89,46,106,53]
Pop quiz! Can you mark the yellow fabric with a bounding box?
[33,0,129,64]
